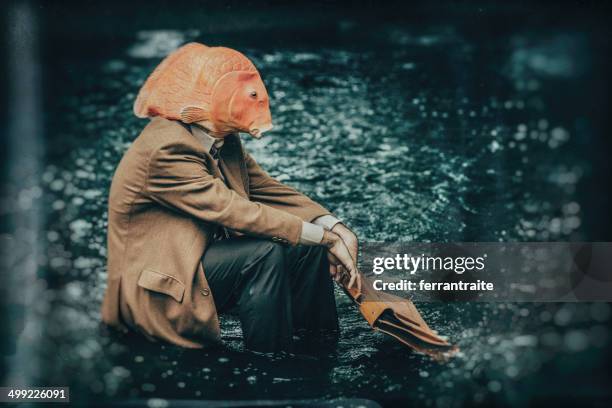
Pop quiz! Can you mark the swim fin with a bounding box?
[342,273,457,359]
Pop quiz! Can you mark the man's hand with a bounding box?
[331,223,358,268]
[321,230,361,291]
[329,224,359,290]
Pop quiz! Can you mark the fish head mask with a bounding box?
[206,70,273,139]
[134,42,273,138]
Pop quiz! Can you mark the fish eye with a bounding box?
[249,90,257,99]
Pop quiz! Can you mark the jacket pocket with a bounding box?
[137,269,185,303]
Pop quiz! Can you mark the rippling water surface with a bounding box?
[32,21,611,406]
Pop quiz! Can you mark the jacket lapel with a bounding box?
[208,156,224,180]
[178,122,238,190]
[219,134,249,199]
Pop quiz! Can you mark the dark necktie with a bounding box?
[210,144,228,240]
[210,145,220,160]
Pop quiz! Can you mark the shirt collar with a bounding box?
[190,125,225,153]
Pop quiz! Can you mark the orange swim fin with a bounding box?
[342,274,458,360]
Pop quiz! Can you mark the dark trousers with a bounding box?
[202,237,339,353]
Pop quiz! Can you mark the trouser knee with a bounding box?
[242,241,288,302]
[302,244,326,261]
[290,244,327,269]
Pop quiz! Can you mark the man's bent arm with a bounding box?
[146,144,304,245]
[244,152,341,225]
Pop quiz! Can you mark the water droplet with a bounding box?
[487,380,502,392]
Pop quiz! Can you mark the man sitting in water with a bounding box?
[101,42,360,352]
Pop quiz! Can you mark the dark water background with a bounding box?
[3,1,612,406]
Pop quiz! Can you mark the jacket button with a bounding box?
[200,288,210,296]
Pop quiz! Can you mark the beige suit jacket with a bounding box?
[101,117,330,347]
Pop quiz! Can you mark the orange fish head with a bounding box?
[210,71,273,139]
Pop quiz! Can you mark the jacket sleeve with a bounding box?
[244,152,331,222]
[145,143,303,245]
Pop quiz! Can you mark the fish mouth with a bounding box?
[249,123,273,139]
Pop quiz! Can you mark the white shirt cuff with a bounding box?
[299,221,325,245]
[313,215,341,231]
